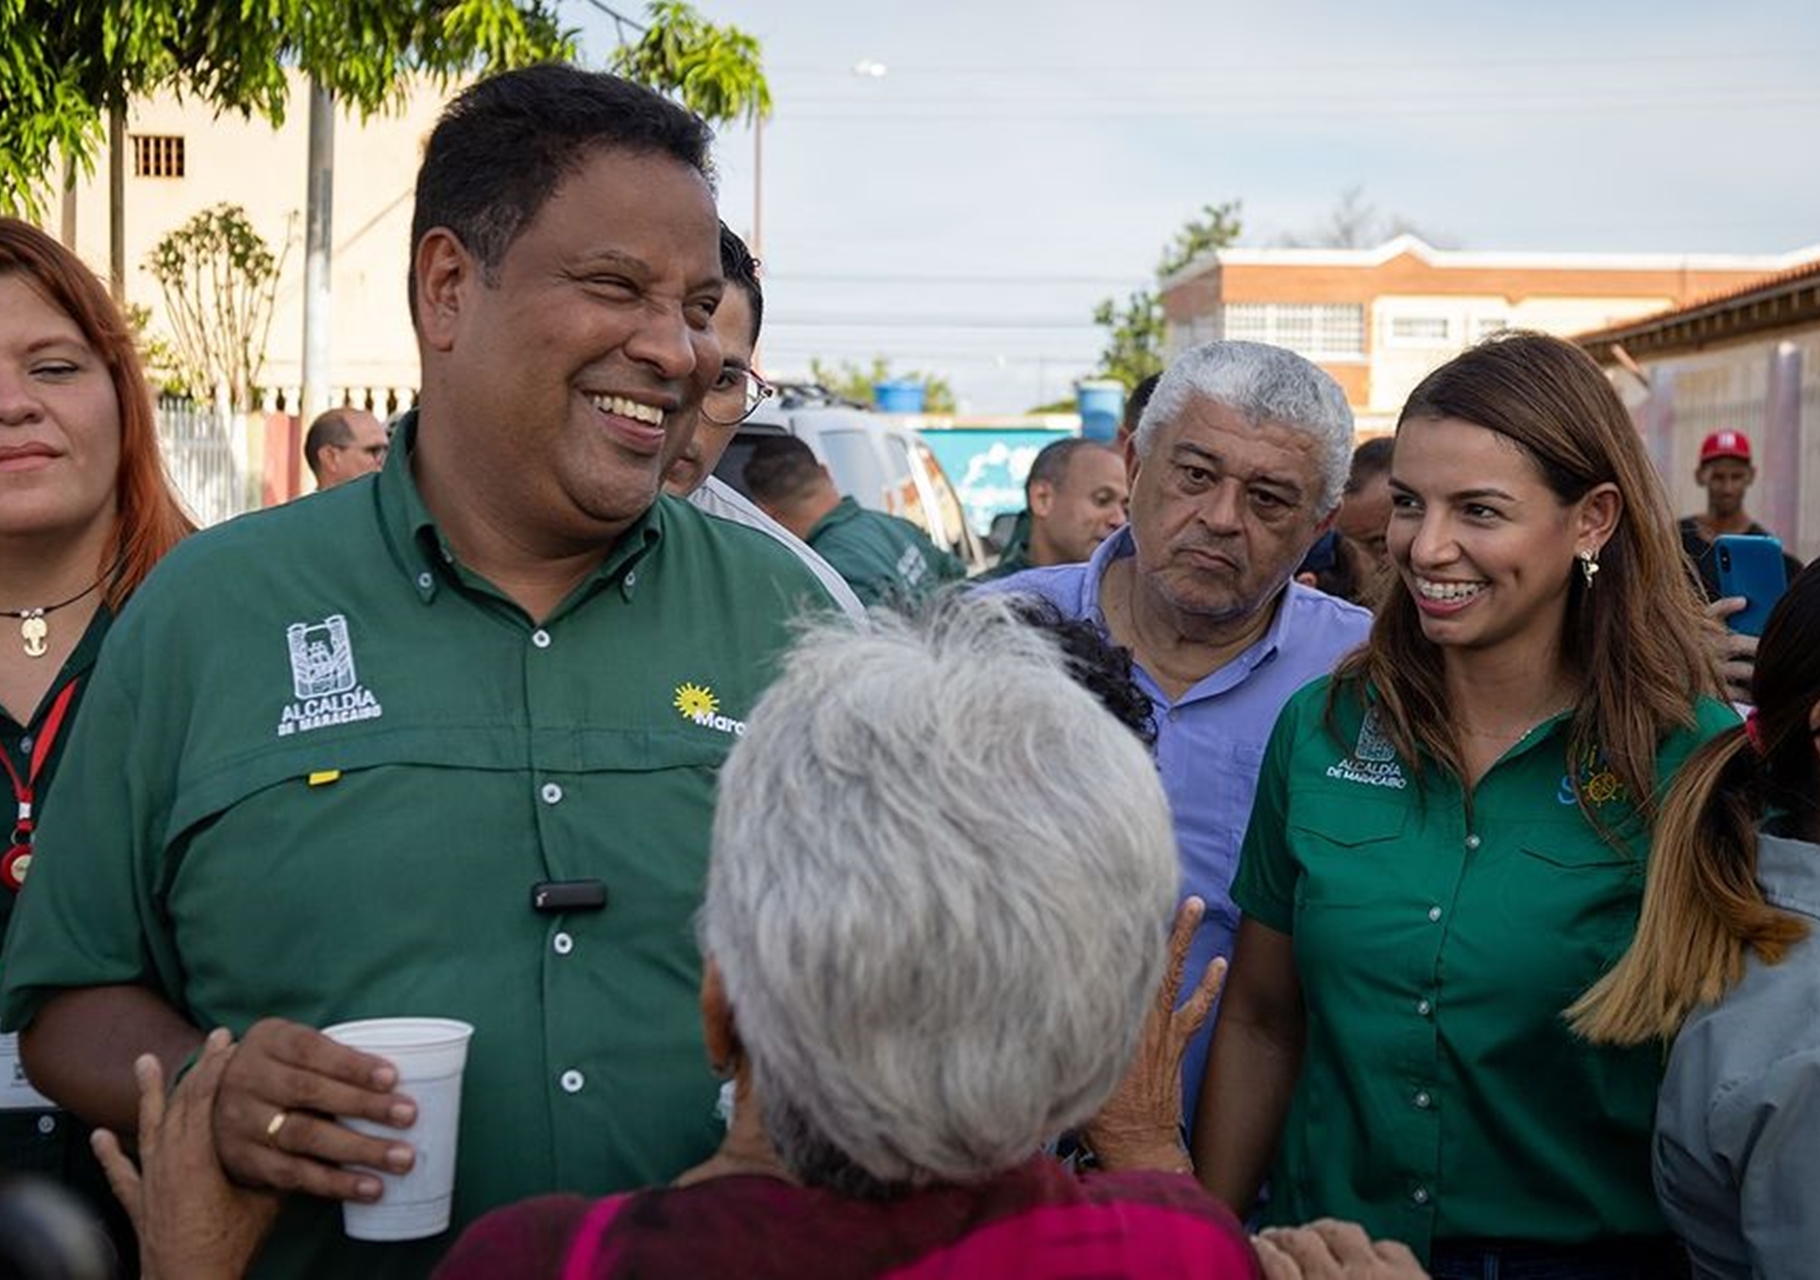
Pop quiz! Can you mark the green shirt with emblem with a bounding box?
[0,422,835,1280]
[1231,676,1737,1261]
[806,496,964,608]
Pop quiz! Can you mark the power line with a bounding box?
[769,50,1819,77]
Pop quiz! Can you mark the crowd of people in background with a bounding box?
[1,59,1817,1280]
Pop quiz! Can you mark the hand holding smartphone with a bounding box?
[1714,534,1790,636]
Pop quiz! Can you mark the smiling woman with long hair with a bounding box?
[1194,332,1734,1277]
[0,216,192,1264]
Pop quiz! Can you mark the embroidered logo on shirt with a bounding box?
[276,615,384,737]
[1558,744,1627,807]
[674,682,745,737]
[1326,707,1409,790]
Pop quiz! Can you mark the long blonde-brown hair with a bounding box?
[1572,562,1820,1044]
[0,218,194,608]
[1331,332,1720,828]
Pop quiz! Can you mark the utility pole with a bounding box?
[108,106,125,303]
[300,80,335,428]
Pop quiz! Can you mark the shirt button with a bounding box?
[1412,1186,1430,1205]
[541,782,564,805]
[36,1114,56,1135]
[560,1069,585,1094]
[1464,833,1481,850]
[1414,1090,1432,1109]
[416,571,434,590]
[552,931,574,955]
[624,571,637,589]
[1427,905,1443,922]
[531,629,552,649]
[1416,998,1433,1016]
[17,736,32,755]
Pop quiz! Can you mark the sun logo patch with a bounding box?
[675,682,746,738]
[674,682,718,720]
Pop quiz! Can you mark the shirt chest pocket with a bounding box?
[1287,798,1411,912]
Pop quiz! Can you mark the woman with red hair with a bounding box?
[0,216,192,1263]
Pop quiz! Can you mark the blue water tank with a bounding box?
[1076,379,1125,441]
[873,379,926,413]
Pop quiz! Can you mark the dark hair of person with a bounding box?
[0,218,194,609]
[743,435,824,506]
[1119,372,1161,439]
[302,408,357,479]
[1331,332,1720,831]
[719,222,762,346]
[1573,561,1820,1043]
[409,65,715,321]
[1344,435,1394,494]
[1005,595,1156,748]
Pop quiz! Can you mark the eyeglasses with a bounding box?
[700,366,775,427]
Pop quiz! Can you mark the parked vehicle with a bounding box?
[712,385,988,574]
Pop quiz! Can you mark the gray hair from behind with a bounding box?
[701,594,1180,1192]
[1135,340,1355,513]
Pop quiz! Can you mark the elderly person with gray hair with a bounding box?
[91,597,1426,1278]
[982,340,1370,1123]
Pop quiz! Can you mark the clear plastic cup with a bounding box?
[322,1017,474,1241]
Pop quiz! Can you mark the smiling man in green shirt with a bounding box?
[0,67,832,1280]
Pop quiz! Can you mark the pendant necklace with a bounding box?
[0,576,105,659]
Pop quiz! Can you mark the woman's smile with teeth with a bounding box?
[1416,577,1486,602]
[591,394,664,426]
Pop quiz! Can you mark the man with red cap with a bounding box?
[1678,429,1801,601]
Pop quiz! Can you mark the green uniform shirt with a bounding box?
[806,496,962,608]
[1232,677,1736,1261]
[973,509,1031,582]
[0,421,833,1280]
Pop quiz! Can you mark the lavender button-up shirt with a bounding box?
[987,526,1371,1115]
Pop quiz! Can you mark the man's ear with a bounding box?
[1028,479,1056,519]
[415,228,474,354]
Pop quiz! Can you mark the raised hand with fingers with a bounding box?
[210,1017,420,1202]
[92,1027,283,1280]
[1082,895,1227,1173]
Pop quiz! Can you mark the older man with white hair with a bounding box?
[986,341,1371,1121]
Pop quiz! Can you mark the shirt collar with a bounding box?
[377,409,663,608]
[1757,827,1820,921]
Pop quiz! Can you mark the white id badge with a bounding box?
[0,1031,54,1110]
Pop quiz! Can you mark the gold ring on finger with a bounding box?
[265,1108,289,1147]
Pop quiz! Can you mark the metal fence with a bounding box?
[155,397,261,528]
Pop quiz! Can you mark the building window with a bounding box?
[1220,303,1365,361]
[1388,315,1450,344]
[1475,317,1509,343]
[131,135,186,179]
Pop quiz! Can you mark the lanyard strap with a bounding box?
[3,678,80,839]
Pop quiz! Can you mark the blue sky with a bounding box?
[557,0,1820,412]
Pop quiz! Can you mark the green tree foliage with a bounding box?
[609,1,771,125]
[810,356,957,414]
[0,1,576,216]
[146,204,292,409]
[1089,291,1167,390]
[1090,200,1244,389]
[1155,199,1244,278]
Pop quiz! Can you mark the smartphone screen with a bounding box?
[1714,534,1790,636]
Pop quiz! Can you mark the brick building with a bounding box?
[1161,235,1815,431]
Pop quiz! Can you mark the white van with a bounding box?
[712,387,988,574]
